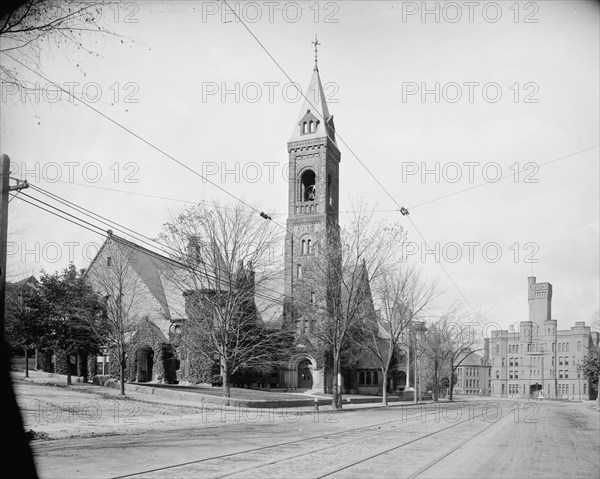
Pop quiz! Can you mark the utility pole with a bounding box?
[1,153,37,477]
[1,154,29,332]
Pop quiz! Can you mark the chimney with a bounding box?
[187,237,200,265]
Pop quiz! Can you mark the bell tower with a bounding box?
[283,54,341,330]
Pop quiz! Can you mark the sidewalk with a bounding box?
[11,369,439,413]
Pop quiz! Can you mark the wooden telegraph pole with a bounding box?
[1,154,29,330]
[0,153,37,478]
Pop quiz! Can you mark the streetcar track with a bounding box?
[213,422,415,478]
[405,412,508,479]
[110,402,500,479]
[110,406,441,479]
[313,410,496,479]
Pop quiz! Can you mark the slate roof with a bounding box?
[86,232,188,322]
[289,65,336,144]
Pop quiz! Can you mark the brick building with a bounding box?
[453,349,492,396]
[489,277,599,400]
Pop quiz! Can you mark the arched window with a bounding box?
[297,264,302,279]
[577,341,581,352]
[307,239,311,254]
[301,240,306,255]
[301,170,316,201]
[309,120,314,132]
[303,122,308,134]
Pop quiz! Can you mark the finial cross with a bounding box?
[312,35,321,66]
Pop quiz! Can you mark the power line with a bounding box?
[5,47,470,319]
[1,52,296,238]
[218,1,479,315]
[16,192,293,312]
[4,41,498,316]
[408,145,599,210]
[23,140,598,218]
[14,188,332,316]
[14,195,106,238]
[220,0,407,216]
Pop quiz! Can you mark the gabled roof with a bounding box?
[456,350,484,366]
[86,232,188,321]
[87,232,265,324]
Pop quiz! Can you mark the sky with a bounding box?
[2,0,599,334]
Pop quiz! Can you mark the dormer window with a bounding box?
[299,109,319,136]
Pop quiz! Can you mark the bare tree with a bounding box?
[85,237,146,395]
[422,316,454,401]
[444,304,485,401]
[366,263,439,405]
[297,204,404,410]
[157,201,287,399]
[1,1,126,98]
[422,304,484,401]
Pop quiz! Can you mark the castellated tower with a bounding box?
[528,276,552,340]
[283,62,341,332]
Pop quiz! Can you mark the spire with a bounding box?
[312,35,321,70]
[289,39,335,144]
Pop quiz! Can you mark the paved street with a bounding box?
[30,398,599,479]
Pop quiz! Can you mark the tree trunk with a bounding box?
[449,363,455,401]
[337,371,343,409]
[332,354,342,410]
[382,369,388,405]
[120,350,126,396]
[221,357,230,398]
[23,348,29,378]
[433,357,438,401]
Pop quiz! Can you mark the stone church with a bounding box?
[84,60,402,395]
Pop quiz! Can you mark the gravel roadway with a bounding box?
[13,373,600,479]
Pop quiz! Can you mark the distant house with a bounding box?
[453,349,492,396]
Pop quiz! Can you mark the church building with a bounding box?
[81,55,405,396]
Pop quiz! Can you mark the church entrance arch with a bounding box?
[136,346,154,382]
[288,354,318,390]
[297,359,313,389]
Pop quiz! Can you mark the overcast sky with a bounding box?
[2,0,598,334]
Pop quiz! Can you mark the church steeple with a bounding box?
[284,44,341,333]
[290,42,336,144]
